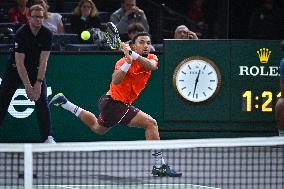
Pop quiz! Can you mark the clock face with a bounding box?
[173,56,221,103]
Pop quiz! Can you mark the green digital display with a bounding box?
[164,40,282,125]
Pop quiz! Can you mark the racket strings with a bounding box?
[105,22,121,49]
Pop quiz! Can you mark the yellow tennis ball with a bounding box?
[81,31,91,40]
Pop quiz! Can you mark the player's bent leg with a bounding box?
[128,110,160,140]
[49,93,111,135]
[79,110,111,135]
[275,98,284,136]
[129,111,182,177]
[128,110,182,177]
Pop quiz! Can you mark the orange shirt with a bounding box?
[110,54,158,104]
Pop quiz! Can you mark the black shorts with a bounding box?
[97,95,140,128]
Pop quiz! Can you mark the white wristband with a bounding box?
[130,51,139,60]
[120,62,131,72]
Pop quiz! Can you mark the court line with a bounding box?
[57,186,79,189]
[35,184,220,189]
[36,185,79,189]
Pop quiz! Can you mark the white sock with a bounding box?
[279,129,284,136]
[61,101,82,117]
[152,151,166,168]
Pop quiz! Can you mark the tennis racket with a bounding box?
[104,22,135,56]
[91,22,132,53]
[104,22,122,50]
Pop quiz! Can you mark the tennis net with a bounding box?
[0,137,283,189]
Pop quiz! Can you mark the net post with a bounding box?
[24,144,33,189]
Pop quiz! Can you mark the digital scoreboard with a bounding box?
[242,90,281,112]
[164,40,281,126]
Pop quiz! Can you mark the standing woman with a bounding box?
[32,0,64,33]
[70,0,102,36]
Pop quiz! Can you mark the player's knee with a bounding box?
[152,118,158,128]
[89,124,103,135]
[146,117,158,129]
[90,123,111,135]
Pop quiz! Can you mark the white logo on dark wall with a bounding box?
[239,48,279,77]
[0,78,52,118]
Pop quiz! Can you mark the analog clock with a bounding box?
[173,56,221,103]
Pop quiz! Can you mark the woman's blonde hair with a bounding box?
[73,0,98,17]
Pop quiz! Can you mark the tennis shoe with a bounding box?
[151,164,182,177]
[49,93,67,107]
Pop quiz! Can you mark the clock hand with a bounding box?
[193,70,201,97]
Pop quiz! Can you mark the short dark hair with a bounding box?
[281,40,284,52]
[128,23,144,34]
[131,32,151,44]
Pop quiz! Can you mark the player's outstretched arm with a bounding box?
[135,55,158,71]
[122,43,157,70]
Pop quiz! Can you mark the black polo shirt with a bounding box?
[9,24,53,71]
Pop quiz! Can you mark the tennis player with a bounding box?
[49,32,182,177]
[275,40,284,137]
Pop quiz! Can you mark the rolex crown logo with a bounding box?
[257,48,271,64]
